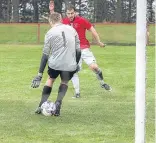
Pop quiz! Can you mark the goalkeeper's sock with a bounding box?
[71,73,80,94]
[38,86,52,107]
[56,84,68,102]
[94,68,105,85]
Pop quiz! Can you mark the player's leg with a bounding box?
[71,72,80,98]
[37,77,55,108]
[35,67,60,114]
[83,48,112,91]
[71,58,82,98]
[35,77,55,114]
[54,71,75,116]
[90,63,112,91]
[54,82,68,116]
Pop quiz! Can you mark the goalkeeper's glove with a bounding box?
[31,74,42,88]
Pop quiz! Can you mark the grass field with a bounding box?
[0,44,154,143]
[0,23,155,44]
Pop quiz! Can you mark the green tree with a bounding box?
[12,0,20,22]
[33,0,39,22]
[115,0,122,22]
[54,0,63,14]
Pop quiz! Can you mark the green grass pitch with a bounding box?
[0,44,154,143]
[0,24,155,44]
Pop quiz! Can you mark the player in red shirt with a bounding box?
[63,15,91,49]
[50,4,112,98]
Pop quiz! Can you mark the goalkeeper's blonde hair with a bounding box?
[49,12,61,24]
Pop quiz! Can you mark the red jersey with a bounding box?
[62,16,92,49]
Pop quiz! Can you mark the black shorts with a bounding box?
[47,67,76,81]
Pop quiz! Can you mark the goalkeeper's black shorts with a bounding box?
[47,66,76,81]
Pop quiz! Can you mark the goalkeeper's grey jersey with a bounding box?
[43,23,80,71]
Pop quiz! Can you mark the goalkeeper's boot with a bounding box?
[54,101,62,116]
[101,83,112,91]
[35,107,42,114]
[72,93,80,98]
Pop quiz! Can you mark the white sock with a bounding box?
[99,80,105,85]
[71,73,80,94]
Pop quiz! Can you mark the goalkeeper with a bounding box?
[31,12,81,116]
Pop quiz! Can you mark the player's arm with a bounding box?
[31,34,51,88]
[89,26,105,47]
[38,53,48,76]
[82,17,105,47]
[75,32,81,64]
[75,32,81,72]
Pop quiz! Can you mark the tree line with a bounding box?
[0,0,155,23]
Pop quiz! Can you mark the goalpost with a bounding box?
[153,1,156,143]
[135,0,147,142]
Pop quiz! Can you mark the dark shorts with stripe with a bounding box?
[47,67,76,81]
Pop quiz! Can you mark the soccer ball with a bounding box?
[41,101,56,116]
